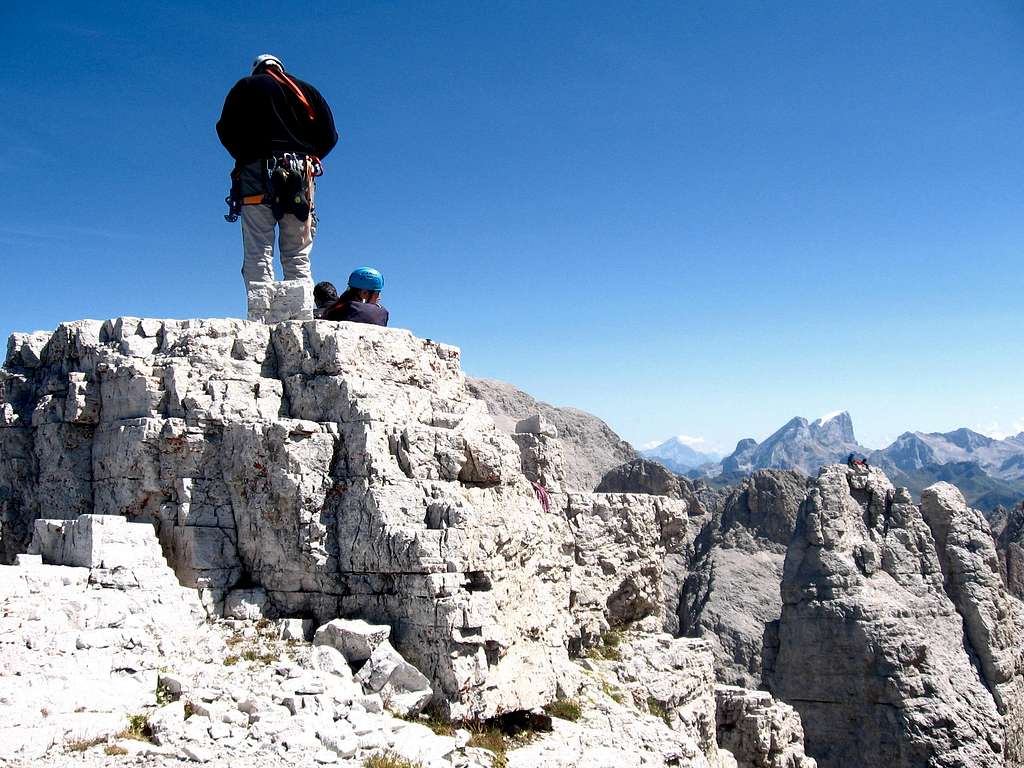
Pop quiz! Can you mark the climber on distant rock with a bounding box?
[847,452,869,470]
[217,54,338,300]
[322,268,389,326]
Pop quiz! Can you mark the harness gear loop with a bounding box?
[265,68,316,121]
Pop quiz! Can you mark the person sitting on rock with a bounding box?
[847,452,869,470]
[313,281,338,319]
[323,267,389,326]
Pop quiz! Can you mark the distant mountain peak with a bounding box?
[939,427,995,452]
[815,409,848,425]
[718,412,861,476]
[641,435,722,473]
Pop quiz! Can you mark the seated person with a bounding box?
[313,281,339,319]
[323,267,389,326]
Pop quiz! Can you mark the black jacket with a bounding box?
[217,71,338,164]
[324,299,389,327]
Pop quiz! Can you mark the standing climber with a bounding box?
[217,54,338,307]
[323,268,390,326]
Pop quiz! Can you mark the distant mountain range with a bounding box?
[642,414,1024,512]
[639,436,721,473]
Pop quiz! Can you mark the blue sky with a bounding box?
[2,1,1023,452]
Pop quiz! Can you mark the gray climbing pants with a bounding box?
[240,204,314,288]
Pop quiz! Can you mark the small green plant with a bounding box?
[591,630,623,660]
[119,713,151,742]
[225,633,244,647]
[646,697,672,727]
[585,637,622,662]
[397,707,455,736]
[155,679,174,705]
[466,723,509,768]
[223,655,240,666]
[362,751,426,768]
[543,699,582,722]
[467,726,507,753]
[600,680,625,704]
[183,702,195,719]
[255,618,274,635]
[602,630,622,649]
[66,736,106,752]
[242,648,279,665]
[104,744,129,756]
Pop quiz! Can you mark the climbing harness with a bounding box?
[224,154,322,226]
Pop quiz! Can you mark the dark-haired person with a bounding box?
[313,281,338,318]
[324,268,389,327]
[217,54,338,311]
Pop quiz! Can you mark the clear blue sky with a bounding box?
[3,1,1023,452]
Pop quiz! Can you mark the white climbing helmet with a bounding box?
[251,54,284,73]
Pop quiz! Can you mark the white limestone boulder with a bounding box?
[354,641,433,716]
[313,618,390,663]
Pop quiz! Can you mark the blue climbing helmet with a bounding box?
[348,267,384,292]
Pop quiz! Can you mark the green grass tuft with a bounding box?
[66,736,106,752]
[585,635,622,662]
[646,697,672,726]
[543,699,582,722]
[467,722,510,768]
[242,648,279,665]
[362,751,426,768]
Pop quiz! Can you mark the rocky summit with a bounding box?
[0,316,814,768]
[5,314,1022,768]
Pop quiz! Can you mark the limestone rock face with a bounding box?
[509,633,730,768]
[0,318,576,719]
[596,457,687,498]
[765,465,1008,768]
[688,547,784,689]
[994,503,1024,601]
[715,686,816,768]
[920,482,1024,765]
[0,316,827,768]
[465,377,636,492]
[719,471,810,552]
[563,492,698,650]
[675,470,806,687]
[512,417,568,494]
